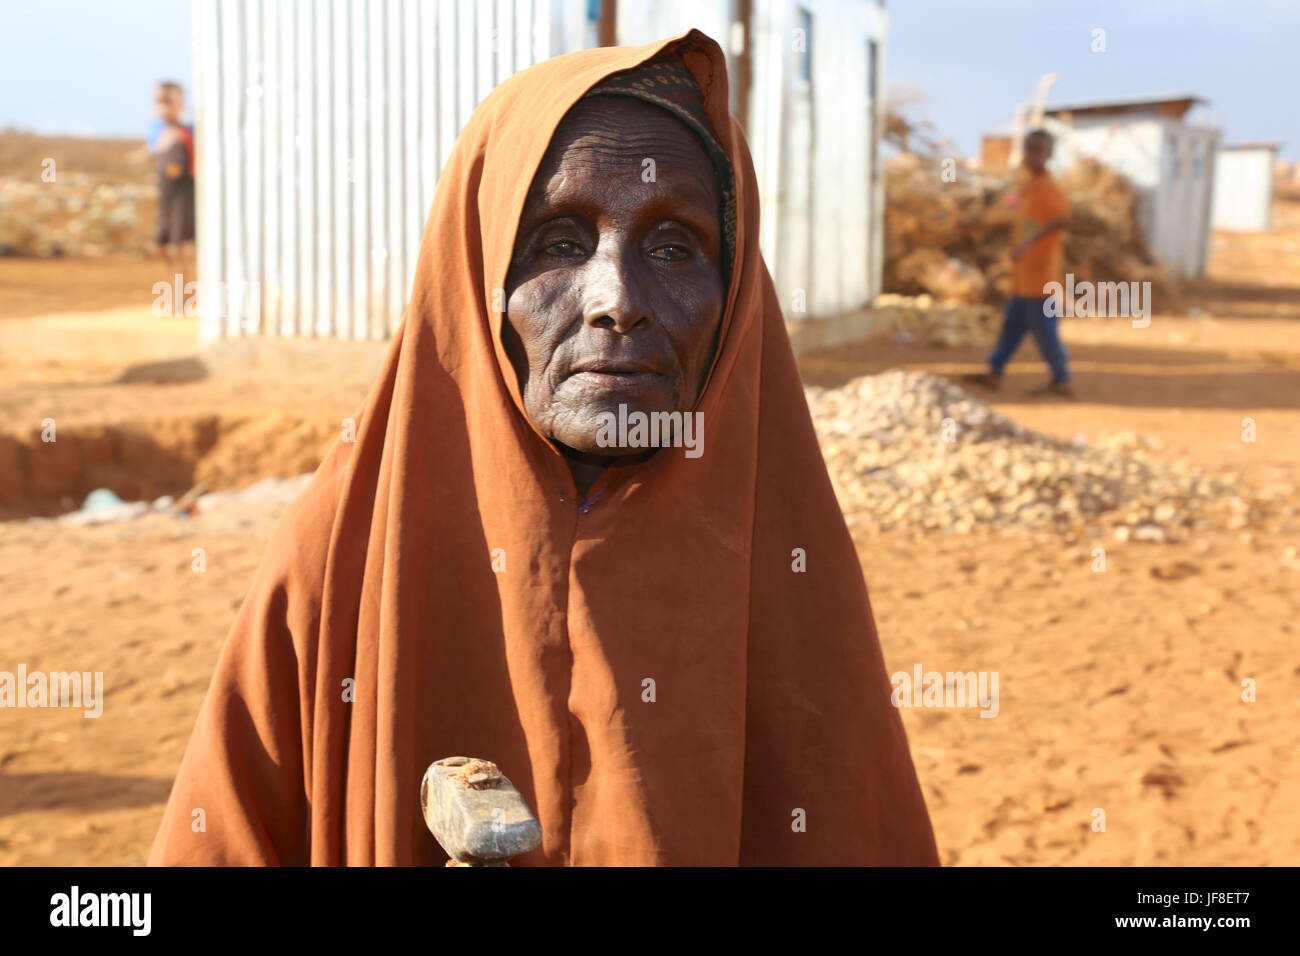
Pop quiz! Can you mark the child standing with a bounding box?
[150,81,196,293]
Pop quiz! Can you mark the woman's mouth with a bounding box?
[566,361,665,393]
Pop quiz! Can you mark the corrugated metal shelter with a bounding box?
[1038,92,1219,278]
[192,0,888,344]
[1211,142,1281,232]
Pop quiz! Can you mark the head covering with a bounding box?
[149,30,938,866]
[582,57,737,274]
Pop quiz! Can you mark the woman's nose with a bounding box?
[581,247,653,333]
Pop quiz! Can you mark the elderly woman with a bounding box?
[150,31,937,866]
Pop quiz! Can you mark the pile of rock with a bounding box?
[807,369,1245,539]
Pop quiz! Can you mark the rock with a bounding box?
[806,370,1244,539]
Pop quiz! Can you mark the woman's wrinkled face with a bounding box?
[503,96,726,457]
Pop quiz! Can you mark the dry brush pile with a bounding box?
[883,154,1183,313]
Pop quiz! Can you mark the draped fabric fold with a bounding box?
[149,29,939,867]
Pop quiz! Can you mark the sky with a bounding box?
[0,0,195,138]
[885,0,1300,160]
[0,0,1295,158]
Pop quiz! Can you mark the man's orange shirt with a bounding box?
[1010,170,1071,297]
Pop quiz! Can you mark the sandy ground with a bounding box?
[0,255,166,321]
[2,215,1298,866]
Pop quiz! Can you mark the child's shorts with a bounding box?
[155,179,196,246]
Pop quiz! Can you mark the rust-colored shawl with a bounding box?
[150,30,938,866]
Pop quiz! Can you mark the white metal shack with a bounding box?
[1040,92,1219,278]
[191,0,889,343]
[1211,141,1281,232]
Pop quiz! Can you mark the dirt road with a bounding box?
[2,216,1297,866]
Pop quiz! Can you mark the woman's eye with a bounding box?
[543,239,582,258]
[649,244,691,262]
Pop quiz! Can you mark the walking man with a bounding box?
[965,129,1073,396]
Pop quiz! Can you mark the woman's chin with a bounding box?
[551,397,692,456]
[554,431,651,459]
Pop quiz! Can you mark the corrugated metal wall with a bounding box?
[614,0,888,319]
[194,0,888,342]
[743,0,888,319]
[193,0,583,343]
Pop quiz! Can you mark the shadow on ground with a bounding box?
[0,772,172,818]
[798,337,1300,411]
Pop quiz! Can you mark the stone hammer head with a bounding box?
[421,757,542,865]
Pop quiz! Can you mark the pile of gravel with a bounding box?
[806,370,1246,539]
